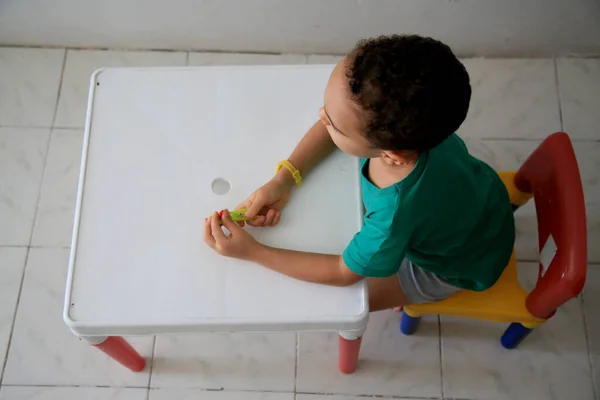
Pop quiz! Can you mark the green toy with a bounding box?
[212,208,258,225]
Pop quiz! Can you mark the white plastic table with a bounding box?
[63,66,369,374]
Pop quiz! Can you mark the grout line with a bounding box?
[0,49,68,386]
[0,383,446,399]
[147,336,157,389]
[293,332,299,392]
[29,49,68,244]
[0,126,83,133]
[51,49,68,127]
[0,383,487,399]
[0,385,445,400]
[0,44,318,57]
[147,386,441,399]
[50,49,69,130]
[0,125,55,130]
[0,384,150,389]
[51,126,83,132]
[580,294,599,400]
[0,247,31,385]
[2,45,600,59]
[553,57,565,131]
[294,391,441,399]
[49,125,84,131]
[185,52,190,66]
[24,245,70,249]
[146,384,444,399]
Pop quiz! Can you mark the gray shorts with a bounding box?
[397,258,461,304]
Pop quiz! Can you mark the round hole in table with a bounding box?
[211,177,231,195]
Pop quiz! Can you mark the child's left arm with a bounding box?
[204,210,362,286]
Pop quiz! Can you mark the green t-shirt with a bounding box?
[342,134,515,291]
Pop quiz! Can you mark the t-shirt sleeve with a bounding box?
[342,209,409,278]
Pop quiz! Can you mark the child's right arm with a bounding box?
[239,120,336,226]
[286,120,337,181]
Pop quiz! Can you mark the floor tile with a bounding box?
[149,389,293,400]
[307,55,344,64]
[296,311,441,398]
[31,129,83,247]
[0,248,27,376]
[459,59,561,139]
[442,263,594,400]
[0,386,147,400]
[0,48,64,127]
[296,396,424,400]
[188,53,306,66]
[151,333,296,391]
[2,248,153,386]
[583,266,600,398]
[557,59,600,140]
[0,128,50,246]
[54,50,187,129]
[582,201,600,265]
[465,139,600,263]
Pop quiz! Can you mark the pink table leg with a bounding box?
[83,336,145,372]
[338,330,364,374]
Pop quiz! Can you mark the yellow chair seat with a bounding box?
[404,252,545,329]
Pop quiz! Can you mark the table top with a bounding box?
[64,66,368,336]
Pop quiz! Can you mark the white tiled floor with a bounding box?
[460,59,562,140]
[0,49,64,127]
[0,48,598,400]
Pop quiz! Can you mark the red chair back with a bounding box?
[514,132,587,319]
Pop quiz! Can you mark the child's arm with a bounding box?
[251,246,362,286]
[204,210,362,286]
[285,120,337,180]
[241,120,337,223]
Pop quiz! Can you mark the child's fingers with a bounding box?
[247,215,266,227]
[245,196,267,219]
[273,212,281,226]
[264,209,276,226]
[210,213,228,243]
[236,199,250,211]
[203,218,216,247]
[220,209,240,232]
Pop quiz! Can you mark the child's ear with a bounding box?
[381,150,410,166]
[382,150,419,166]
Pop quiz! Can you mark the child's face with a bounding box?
[319,58,381,159]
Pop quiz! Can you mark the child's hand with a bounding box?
[204,209,261,260]
[237,176,293,227]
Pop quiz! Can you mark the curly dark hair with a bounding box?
[346,35,471,152]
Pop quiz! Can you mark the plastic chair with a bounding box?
[401,132,587,349]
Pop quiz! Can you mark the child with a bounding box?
[203,35,515,312]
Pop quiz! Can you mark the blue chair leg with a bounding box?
[501,322,533,349]
[400,311,422,335]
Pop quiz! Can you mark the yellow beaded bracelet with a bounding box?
[276,160,303,187]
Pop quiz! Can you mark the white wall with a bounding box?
[1,0,599,56]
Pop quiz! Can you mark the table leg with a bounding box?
[80,335,146,372]
[338,330,364,374]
